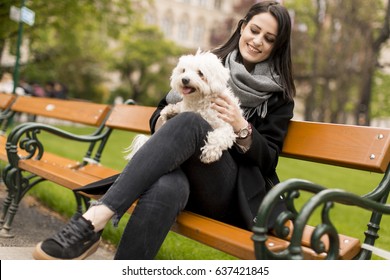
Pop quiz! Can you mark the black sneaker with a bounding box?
[33,213,102,260]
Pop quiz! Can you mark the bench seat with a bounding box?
[0,95,111,237]
[16,153,360,259]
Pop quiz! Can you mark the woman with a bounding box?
[33,1,295,260]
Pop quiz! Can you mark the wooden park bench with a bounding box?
[0,94,111,237]
[0,93,17,131]
[253,121,390,260]
[0,93,111,162]
[1,102,389,259]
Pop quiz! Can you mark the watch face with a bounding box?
[239,128,249,138]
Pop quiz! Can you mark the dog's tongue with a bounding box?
[182,87,194,95]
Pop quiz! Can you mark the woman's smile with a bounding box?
[246,43,262,54]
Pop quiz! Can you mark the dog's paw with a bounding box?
[159,113,168,123]
[160,104,179,121]
[200,145,223,164]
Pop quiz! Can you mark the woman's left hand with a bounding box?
[212,92,248,133]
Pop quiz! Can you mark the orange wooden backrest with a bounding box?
[0,93,16,110]
[10,95,111,126]
[105,105,390,173]
[105,104,155,134]
[282,121,390,173]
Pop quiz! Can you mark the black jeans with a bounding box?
[100,112,239,259]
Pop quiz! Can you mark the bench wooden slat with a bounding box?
[290,223,361,260]
[173,211,257,259]
[282,121,390,173]
[39,154,82,169]
[0,96,111,165]
[10,96,111,126]
[77,164,119,178]
[172,212,319,260]
[105,110,390,173]
[18,159,100,190]
[0,93,16,110]
[105,104,154,133]
[0,136,7,162]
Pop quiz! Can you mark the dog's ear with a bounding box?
[200,52,230,94]
[169,56,184,90]
[208,68,230,94]
[196,48,203,55]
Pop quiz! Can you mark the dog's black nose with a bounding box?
[182,78,190,85]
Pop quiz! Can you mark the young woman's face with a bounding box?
[239,12,278,71]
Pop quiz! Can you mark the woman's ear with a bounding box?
[240,22,247,34]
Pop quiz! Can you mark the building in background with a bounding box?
[139,0,249,50]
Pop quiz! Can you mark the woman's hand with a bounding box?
[212,92,248,133]
[154,116,166,132]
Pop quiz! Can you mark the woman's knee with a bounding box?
[149,170,190,211]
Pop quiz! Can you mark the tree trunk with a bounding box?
[0,39,5,66]
[355,59,375,126]
[304,0,325,121]
[355,0,390,126]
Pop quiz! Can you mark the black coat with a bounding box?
[150,93,294,229]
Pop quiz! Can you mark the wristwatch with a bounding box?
[236,122,252,139]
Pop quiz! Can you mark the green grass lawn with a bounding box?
[4,124,390,259]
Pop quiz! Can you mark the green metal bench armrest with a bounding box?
[362,165,390,202]
[253,164,390,260]
[0,109,14,120]
[289,166,390,260]
[252,178,327,260]
[5,122,111,166]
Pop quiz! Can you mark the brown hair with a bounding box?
[212,1,295,99]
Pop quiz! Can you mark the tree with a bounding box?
[112,23,183,105]
[0,0,21,63]
[371,70,390,125]
[1,0,134,102]
[288,0,389,125]
[354,0,390,125]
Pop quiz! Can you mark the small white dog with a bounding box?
[126,50,242,164]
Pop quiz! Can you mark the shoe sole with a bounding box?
[32,238,101,260]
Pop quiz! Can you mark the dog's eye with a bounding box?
[198,70,204,77]
[182,69,185,73]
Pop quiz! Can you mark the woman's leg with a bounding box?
[98,112,214,225]
[71,112,211,231]
[114,168,189,260]
[33,112,239,259]
[92,110,240,227]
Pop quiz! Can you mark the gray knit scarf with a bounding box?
[226,49,283,119]
[166,49,283,119]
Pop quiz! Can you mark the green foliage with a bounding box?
[285,0,389,123]
[112,23,184,105]
[1,0,182,104]
[371,70,390,119]
[0,1,22,43]
[1,1,127,101]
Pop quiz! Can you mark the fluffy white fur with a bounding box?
[125,50,242,164]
